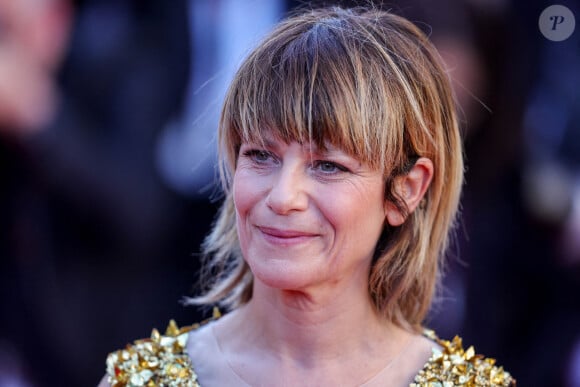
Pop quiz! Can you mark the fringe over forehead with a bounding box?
[219,6,443,183]
[194,6,464,330]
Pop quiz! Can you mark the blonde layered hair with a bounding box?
[188,6,464,332]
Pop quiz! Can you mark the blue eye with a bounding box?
[243,149,273,163]
[313,160,348,174]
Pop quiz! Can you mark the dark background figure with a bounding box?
[456,1,580,385]
[1,0,212,385]
[1,0,578,386]
[380,1,580,385]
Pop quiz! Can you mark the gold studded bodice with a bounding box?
[105,317,515,387]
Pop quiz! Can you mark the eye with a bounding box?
[242,149,275,164]
[312,160,349,174]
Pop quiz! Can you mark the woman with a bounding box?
[101,6,515,386]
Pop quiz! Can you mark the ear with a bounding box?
[385,157,434,226]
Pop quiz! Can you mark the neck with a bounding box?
[207,277,430,386]
[217,278,409,375]
[210,274,422,387]
[253,279,385,358]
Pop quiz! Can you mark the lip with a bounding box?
[257,226,319,245]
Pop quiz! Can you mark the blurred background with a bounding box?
[0,0,578,385]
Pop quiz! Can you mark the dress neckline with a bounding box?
[105,315,516,386]
[187,316,435,387]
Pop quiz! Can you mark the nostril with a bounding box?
[265,173,308,214]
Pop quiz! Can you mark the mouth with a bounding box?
[257,226,319,245]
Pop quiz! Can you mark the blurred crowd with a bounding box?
[0,0,578,385]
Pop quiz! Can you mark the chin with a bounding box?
[249,260,319,291]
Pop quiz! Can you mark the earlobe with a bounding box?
[385,202,406,226]
[385,157,434,226]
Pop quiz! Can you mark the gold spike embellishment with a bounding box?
[411,332,515,386]
[106,320,200,387]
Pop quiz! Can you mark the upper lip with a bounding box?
[257,226,318,238]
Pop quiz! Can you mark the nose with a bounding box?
[265,164,308,214]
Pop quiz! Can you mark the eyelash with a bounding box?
[241,149,350,175]
[243,149,276,164]
[312,160,349,174]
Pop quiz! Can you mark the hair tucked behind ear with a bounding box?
[186,5,463,333]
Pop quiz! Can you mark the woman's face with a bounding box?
[233,132,388,293]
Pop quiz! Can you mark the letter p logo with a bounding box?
[540,5,576,41]
[550,15,566,30]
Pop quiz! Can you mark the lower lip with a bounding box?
[258,229,318,246]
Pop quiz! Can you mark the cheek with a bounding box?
[319,185,386,241]
[232,173,250,218]
[232,170,264,219]
[328,182,384,218]
[233,172,254,253]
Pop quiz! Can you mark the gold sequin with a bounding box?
[106,322,515,386]
[411,332,516,386]
[106,320,200,387]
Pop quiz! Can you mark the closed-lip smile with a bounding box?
[257,226,319,244]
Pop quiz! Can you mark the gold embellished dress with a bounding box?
[105,315,515,387]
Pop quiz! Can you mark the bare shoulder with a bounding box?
[97,374,109,387]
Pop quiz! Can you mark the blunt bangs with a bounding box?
[199,6,464,331]
[220,8,409,176]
